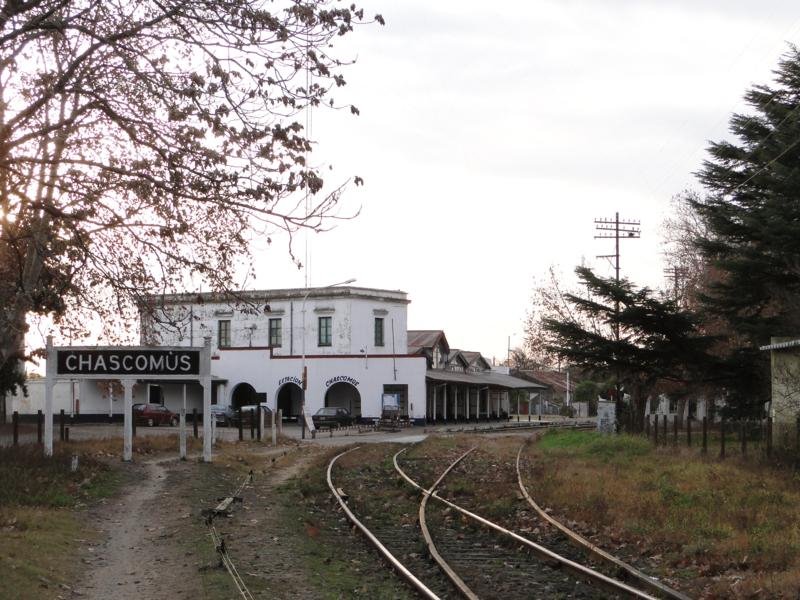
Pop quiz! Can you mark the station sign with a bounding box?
[56,349,200,376]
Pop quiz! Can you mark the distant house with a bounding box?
[512,370,569,415]
[408,330,543,421]
[761,337,800,448]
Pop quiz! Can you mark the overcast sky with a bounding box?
[249,0,800,362]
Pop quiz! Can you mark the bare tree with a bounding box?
[523,266,609,369]
[0,1,383,396]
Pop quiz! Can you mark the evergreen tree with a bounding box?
[690,46,800,412]
[543,267,715,430]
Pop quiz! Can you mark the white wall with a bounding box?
[144,286,410,357]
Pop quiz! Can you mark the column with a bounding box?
[44,380,54,457]
[433,385,437,422]
[179,408,187,460]
[203,376,212,462]
[443,385,447,421]
[123,379,134,462]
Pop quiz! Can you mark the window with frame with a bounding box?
[374,317,384,347]
[269,318,282,347]
[318,316,332,346]
[218,319,231,348]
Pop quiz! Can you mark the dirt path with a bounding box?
[73,458,202,600]
[71,447,310,600]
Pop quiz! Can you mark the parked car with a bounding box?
[210,404,236,426]
[133,403,178,427]
[312,407,354,429]
[234,403,273,426]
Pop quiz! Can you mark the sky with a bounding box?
[243,1,800,362]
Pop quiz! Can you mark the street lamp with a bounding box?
[300,278,356,439]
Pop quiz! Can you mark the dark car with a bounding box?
[312,407,354,429]
[210,404,236,426]
[133,403,178,427]
[234,403,273,426]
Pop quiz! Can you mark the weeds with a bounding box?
[527,429,800,596]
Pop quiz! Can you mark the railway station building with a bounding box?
[408,330,545,422]
[7,286,542,426]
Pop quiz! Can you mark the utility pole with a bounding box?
[663,266,687,303]
[594,212,641,291]
[594,212,640,430]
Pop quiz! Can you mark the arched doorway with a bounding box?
[276,383,302,419]
[231,382,258,409]
[325,382,361,420]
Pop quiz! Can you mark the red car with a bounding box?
[133,403,179,427]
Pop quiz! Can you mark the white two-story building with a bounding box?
[140,285,427,423]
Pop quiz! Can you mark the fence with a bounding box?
[641,414,798,460]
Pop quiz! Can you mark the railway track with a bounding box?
[515,442,690,600]
[328,441,682,599]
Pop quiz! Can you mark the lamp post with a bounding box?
[300,278,356,439]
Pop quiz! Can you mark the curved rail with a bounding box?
[394,447,658,600]
[326,446,441,600]
[516,443,691,600]
[418,447,480,600]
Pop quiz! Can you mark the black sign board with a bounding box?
[56,349,200,376]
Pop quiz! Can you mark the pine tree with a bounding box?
[690,46,800,412]
[542,267,715,430]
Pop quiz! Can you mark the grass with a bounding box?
[526,429,800,596]
[0,444,124,599]
[288,446,417,598]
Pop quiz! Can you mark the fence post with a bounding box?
[64,426,69,442]
[132,407,137,437]
[653,414,658,445]
[721,417,726,458]
[767,417,773,459]
[662,414,667,446]
[687,417,692,447]
[193,408,198,439]
[250,410,255,439]
[59,409,65,441]
[702,416,707,454]
[12,411,18,446]
[673,415,678,446]
[741,421,747,456]
[238,408,244,441]
[257,406,263,442]
[37,409,43,444]
[796,415,800,457]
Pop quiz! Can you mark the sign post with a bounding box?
[45,340,211,461]
[123,379,134,462]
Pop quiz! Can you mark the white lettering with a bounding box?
[94,355,106,371]
[135,355,148,371]
[79,354,92,371]
[109,355,120,371]
[165,355,178,371]
[149,355,165,371]
[179,355,192,372]
[65,354,77,371]
[122,355,133,370]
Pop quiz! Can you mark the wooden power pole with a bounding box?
[594,212,640,430]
